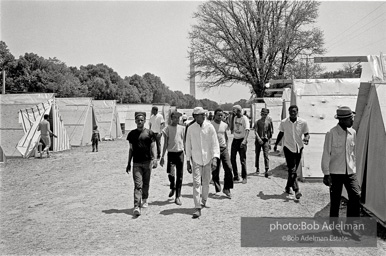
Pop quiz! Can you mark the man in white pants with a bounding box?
[186,107,220,218]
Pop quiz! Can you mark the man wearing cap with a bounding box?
[274,105,309,200]
[186,107,220,218]
[149,106,165,159]
[321,106,360,231]
[126,112,157,217]
[254,108,273,177]
[230,105,250,184]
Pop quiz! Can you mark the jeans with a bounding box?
[154,133,161,158]
[283,146,302,192]
[255,138,270,171]
[167,151,184,198]
[192,160,211,209]
[212,147,234,192]
[231,138,247,179]
[330,173,361,218]
[132,161,152,207]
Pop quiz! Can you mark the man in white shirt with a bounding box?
[149,106,165,159]
[321,107,360,224]
[230,105,250,184]
[274,105,310,200]
[186,107,220,218]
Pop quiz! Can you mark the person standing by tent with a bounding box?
[321,106,360,236]
[38,114,57,158]
[211,108,233,198]
[230,105,250,184]
[186,107,220,218]
[274,105,309,200]
[160,111,185,206]
[126,112,157,217]
[149,106,165,160]
[254,108,273,177]
[91,125,101,152]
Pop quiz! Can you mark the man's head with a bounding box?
[170,111,181,126]
[93,125,98,130]
[260,108,269,119]
[335,106,355,128]
[135,112,146,129]
[233,105,242,117]
[288,105,299,119]
[44,114,49,120]
[192,107,206,125]
[214,108,223,123]
[151,106,158,115]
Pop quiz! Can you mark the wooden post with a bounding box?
[2,70,5,94]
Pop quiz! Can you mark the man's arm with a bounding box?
[254,121,263,144]
[185,126,193,174]
[321,131,332,186]
[241,116,250,147]
[126,143,133,173]
[160,129,168,167]
[151,141,157,168]
[273,131,284,151]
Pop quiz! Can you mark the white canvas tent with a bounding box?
[0,93,70,159]
[92,100,122,140]
[56,98,96,146]
[290,78,360,179]
[117,104,153,133]
[353,54,386,223]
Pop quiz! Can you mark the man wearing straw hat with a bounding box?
[321,106,361,236]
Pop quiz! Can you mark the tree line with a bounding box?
[0,41,224,110]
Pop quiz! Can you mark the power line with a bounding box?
[339,36,386,56]
[325,2,385,48]
[327,17,386,53]
[326,11,385,51]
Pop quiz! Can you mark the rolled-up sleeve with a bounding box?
[321,131,332,175]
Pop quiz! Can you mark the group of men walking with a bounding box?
[125,104,361,226]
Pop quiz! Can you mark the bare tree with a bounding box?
[189,0,325,97]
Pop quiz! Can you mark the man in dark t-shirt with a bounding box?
[126,112,157,217]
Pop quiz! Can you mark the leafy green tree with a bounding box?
[127,74,153,103]
[189,0,325,97]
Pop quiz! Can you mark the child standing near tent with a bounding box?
[38,114,57,158]
[91,125,101,152]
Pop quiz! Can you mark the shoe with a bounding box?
[92,149,95,152]
[133,207,141,216]
[142,199,148,208]
[256,168,260,174]
[192,208,201,218]
[330,228,341,237]
[285,188,293,195]
[96,149,98,152]
[201,200,206,207]
[223,189,232,198]
[233,177,240,182]
[168,189,175,198]
[47,154,50,158]
[242,179,247,184]
[347,229,361,240]
[265,171,270,178]
[295,191,302,199]
[175,197,182,205]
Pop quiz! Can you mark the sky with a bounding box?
[1,0,385,104]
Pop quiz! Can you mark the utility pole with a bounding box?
[2,70,5,94]
[300,54,312,79]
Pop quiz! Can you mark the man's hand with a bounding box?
[126,164,131,174]
[211,158,218,172]
[258,138,264,145]
[160,157,165,167]
[157,133,162,139]
[240,141,247,148]
[303,138,309,145]
[323,175,332,187]
[152,160,158,169]
[187,161,192,174]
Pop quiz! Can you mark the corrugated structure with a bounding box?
[290,78,360,179]
[92,100,122,140]
[56,98,96,146]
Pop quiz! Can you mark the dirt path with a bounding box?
[1,135,385,255]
